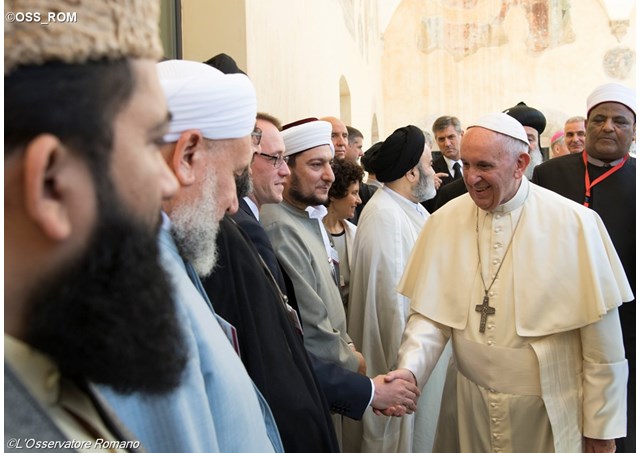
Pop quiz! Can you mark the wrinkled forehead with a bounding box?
[589,101,636,122]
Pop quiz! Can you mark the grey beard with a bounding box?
[170,172,220,277]
[413,165,437,202]
[524,148,543,180]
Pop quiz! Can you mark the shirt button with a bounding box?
[492,259,500,265]
[493,243,502,249]
[490,403,497,408]
[495,214,502,219]
[495,227,502,233]
[488,340,494,346]
[489,388,497,393]
[492,417,498,423]
[493,433,499,439]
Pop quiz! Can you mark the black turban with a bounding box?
[503,102,546,135]
[203,53,247,75]
[361,142,383,173]
[368,125,425,183]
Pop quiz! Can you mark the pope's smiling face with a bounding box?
[461,127,529,212]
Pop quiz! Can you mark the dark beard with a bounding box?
[288,171,327,207]
[23,186,187,395]
[235,166,253,199]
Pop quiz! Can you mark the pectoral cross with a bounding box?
[475,294,495,333]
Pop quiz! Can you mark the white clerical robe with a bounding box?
[345,187,450,453]
[397,178,631,453]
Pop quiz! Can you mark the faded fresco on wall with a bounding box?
[603,47,635,79]
[339,0,380,62]
[418,0,576,60]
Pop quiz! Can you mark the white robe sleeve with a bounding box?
[396,311,450,389]
[581,307,628,439]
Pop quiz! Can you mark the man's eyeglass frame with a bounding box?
[254,152,289,168]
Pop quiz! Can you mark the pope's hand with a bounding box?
[385,368,418,386]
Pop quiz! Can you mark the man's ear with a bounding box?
[169,130,205,187]
[22,134,78,241]
[515,152,531,178]
[405,167,417,182]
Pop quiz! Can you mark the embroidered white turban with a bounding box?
[587,83,636,117]
[281,118,333,157]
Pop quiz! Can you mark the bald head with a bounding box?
[321,116,348,159]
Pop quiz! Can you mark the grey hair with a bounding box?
[423,130,435,148]
[565,116,586,125]
[432,115,463,135]
[494,133,529,159]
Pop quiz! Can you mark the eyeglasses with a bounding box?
[251,127,262,146]
[255,152,289,168]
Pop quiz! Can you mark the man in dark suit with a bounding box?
[532,83,636,453]
[5,0,186,449]
[431,116,465,183]
[229,112,421,421]
[423,116,464,212]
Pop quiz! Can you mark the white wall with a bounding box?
[245,0,385,147]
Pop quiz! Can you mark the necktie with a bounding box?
[453,162,462,179]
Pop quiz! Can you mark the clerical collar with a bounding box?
[491,177,530,214]
[586,154,627,168]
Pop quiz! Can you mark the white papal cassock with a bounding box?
[397,178,631,453]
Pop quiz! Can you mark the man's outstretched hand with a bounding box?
[370,370,420,417]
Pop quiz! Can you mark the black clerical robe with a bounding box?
[201,216,339,453]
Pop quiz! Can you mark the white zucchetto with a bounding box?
[467,112,529,146]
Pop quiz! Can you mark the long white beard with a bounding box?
[170,171,220,277]
[524,148,543,180]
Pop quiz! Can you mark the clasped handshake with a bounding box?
[371,368,419,417]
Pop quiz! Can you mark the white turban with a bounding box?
[467,112,529,146]
[157,59,257,142]
[587,83,636,116]
[282,120,333,157]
